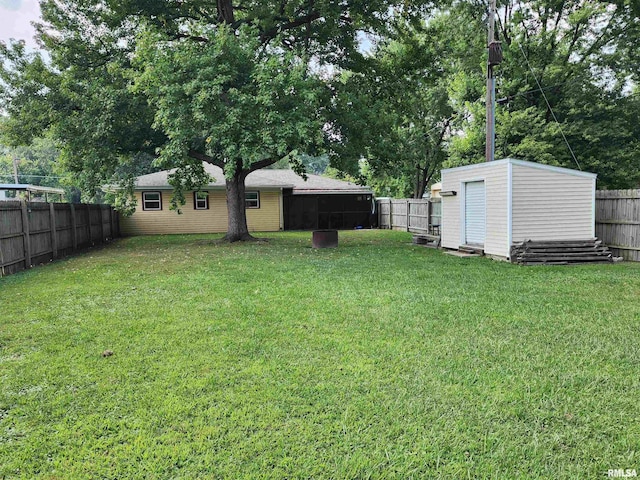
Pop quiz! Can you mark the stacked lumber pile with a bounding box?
[511,239,614,265]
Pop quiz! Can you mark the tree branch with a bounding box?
[260,11,321,43]
[564,22,582,63]
[577,12,622,65]
[188,149,224,168]
[171,33,210,43]
[247,157,277,173]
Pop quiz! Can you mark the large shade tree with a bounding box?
[1,0,433,240]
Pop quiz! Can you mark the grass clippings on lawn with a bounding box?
[1,230,639,479]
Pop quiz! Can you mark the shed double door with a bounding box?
[464,181,486,245]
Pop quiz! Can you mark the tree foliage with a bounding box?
[0,137,59,186]
[329,5,489,198]
[132,24,327,207]
[332,0,639,195]
[447,0,640,188]
[1,0,637,219]
[1,0,435,239]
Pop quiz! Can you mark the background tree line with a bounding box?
[335,0,640,197]
[1,0,638,237]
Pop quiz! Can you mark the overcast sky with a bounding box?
[1,0,41,49]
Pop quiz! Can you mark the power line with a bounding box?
[516,42,582,171]
[497,79,580,104]
[0,174,65,179]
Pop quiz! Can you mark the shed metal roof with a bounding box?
[0,184,65,195]
[441,158,597,179]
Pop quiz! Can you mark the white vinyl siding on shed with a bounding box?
[441,162,509,257]
[441,158,596,259]
[511,163,595,242]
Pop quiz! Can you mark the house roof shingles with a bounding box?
[134,163,371,194]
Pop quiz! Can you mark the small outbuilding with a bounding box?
[440,158,596,261]
[0,184,65,202]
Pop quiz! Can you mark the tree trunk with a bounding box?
[187,153,277,242]
[223,171,254,242]
[217,0,235,23]
[414,162,436,199]
[415,166,429,199]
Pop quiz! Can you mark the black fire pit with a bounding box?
[312,229,338,248]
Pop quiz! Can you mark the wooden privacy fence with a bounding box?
[0,201,119,277]
[377,198,441,234]
[596,189,640,262]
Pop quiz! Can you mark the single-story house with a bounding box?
[119,163,374,235]
[441,158,596,260]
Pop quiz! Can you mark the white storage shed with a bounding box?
[440,158,596,260]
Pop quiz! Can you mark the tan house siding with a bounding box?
[246,191,281,232]
[511,164,594,242]
[441,162,509,257]
[120,190,282,235]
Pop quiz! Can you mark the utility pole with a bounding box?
[485,0,500,162]
[12,156,19,184]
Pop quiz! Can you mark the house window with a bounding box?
[194,191,209,210]
[142,191,162,211]
[245,191,260,209]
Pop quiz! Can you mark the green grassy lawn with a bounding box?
[1,230,639,479]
